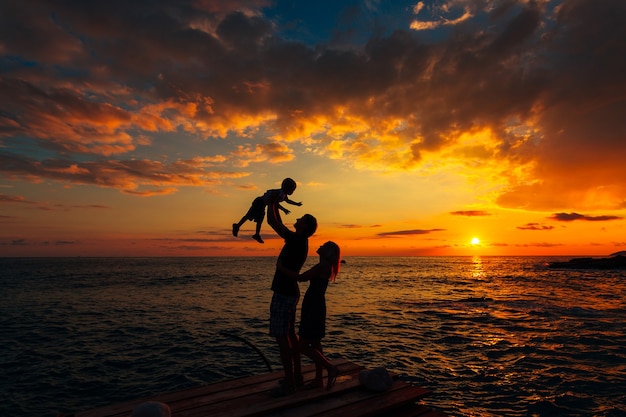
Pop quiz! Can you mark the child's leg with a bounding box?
[251,213,265,243]
[232,216,247,237]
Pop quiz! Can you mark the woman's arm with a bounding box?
[277,262,324,282]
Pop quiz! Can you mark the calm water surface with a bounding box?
[2,256,625,417]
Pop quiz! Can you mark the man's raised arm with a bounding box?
[267,201,289,238]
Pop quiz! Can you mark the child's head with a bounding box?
[281,178,297,195]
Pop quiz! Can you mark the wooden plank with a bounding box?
[174,362,365,417]
[264,380,431,417]
[74,359,358,417]
[72,359,446,417]
[312,384,431,417]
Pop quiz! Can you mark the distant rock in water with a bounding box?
[548,255,626,270]
[460,296,493,303]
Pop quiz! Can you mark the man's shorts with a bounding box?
[269,292,298,337]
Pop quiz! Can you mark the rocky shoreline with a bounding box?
[548,255,626,270]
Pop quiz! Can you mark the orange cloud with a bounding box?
[230,142,294,167]
[0,0,624,213]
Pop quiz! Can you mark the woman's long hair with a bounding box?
[324,241,341,282]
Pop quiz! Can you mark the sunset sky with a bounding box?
[1,0,625,257]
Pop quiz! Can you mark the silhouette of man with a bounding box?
[266,200,317,396]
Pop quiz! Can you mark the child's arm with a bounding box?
[285,198,302,206]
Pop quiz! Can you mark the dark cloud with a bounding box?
[216,11,274,52]
[496,0,626,210]
[450,210,491,216]
[71,204,109,209]
[0,194,37,204]
[377,228,445,237]
[492,242,564,248]
[0,193,112,211]
[0,151,248,192]
[340,224,382,229]
[3,239,79,246]
[549,212,623,222]
[517,222,554,230]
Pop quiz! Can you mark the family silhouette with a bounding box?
[234,178,341,396]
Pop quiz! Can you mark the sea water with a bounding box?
[1,256,625,417]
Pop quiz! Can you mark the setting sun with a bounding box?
[471,237,480,245]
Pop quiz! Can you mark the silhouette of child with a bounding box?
[233,178,302,243]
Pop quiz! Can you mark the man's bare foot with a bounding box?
[270,382,295,397]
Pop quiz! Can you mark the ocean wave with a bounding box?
[2,257,626,417]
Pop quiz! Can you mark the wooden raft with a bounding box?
[74,358,446,417]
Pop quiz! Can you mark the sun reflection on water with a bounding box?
[471,255,486,280]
